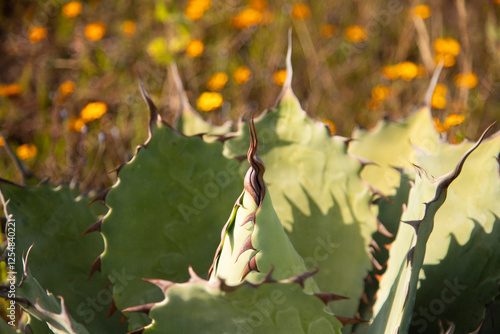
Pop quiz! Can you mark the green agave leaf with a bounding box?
[208,119,319,293]
[409,130,500,333]
[348,66,443,197]
[0,181,123,333]
[95,82,241,330]
[364,127,491,333]
[12,264,89,334]
[349,107,439,196]
[223,38,376,319]
[171,64,232,137]
[124,268,344,334]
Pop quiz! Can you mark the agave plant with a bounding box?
[0,34,499,334]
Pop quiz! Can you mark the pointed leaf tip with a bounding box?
[88,256,101,279]
[122,303,155,316]
[142,278,174,293]
[313,292,350,305]
[334,314,369,326]
[82,218,102,236]
[106,299,117,318]
[286,268,318,288]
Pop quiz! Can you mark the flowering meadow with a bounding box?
[1,0,499,189]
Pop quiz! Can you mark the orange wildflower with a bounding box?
[29,27,47,43]
[233,66,252,84]
[344,25,367,43]
[291,3,311,20]
[17,144,38,160]
[196,92,223,111]
[186,39,204,57]
[122,21,136,37]
[454,73,478,89]
[231,8,263,29]
[62,1,82,18]
[85,22,106,41]
[207,72,228,91]
[273,70,287,86]
[0,83,22,97]
[81,102,107,122]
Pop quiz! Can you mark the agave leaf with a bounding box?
[409,130,500,333]
[96,82,241,331]
[208,119,319,293]
[223,36,376,320]
[0,181,123,333]
[349,107,439,196]
[124,268,343,334]
[12,268,89,334]
[348,65,443,197]
[365,127,491,333]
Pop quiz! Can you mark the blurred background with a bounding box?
[1,0,499,190]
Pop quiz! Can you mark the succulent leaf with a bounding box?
[409,130,500,332]
[0,181,123,333]
[208,119,318,293]
[349,106,439,196]
[223,37,376,318]
[365,127,491,333]
[97,85,242,330]
[125,269,343,334]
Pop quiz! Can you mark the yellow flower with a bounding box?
[196,92,223,112]
[0,83,22,97]
[431,84,447,109]
[431,94,447,109]
[81,102,107,122]
[397,61,419,81]
[231,8,263,29]
[122,21,136,37]
[433,118,448,133]
[434,83,447,96]
[273,70,287,86]
[371,85,389,101]
[382,65,399,80]
[291,3,311,20]
[0,137,4,146]
[344,25,367,43]
[434,53,456,67]
[29,27,47,43]
[233,66,252,84]
[444,113,465,128]
[322,120,336,135]
[184,0,212,21]
[207,72,228,91]
[320,24,337,38]
[454,72,478,89]
[59,81,75,97]
[413,5,431,19]
[186,39,204,57]
[62,1,82,18]
[17,144,37,160]
[68,118,86,132]
[249,0,268,11]
[433,38,460,56]
[85,22,106,41]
